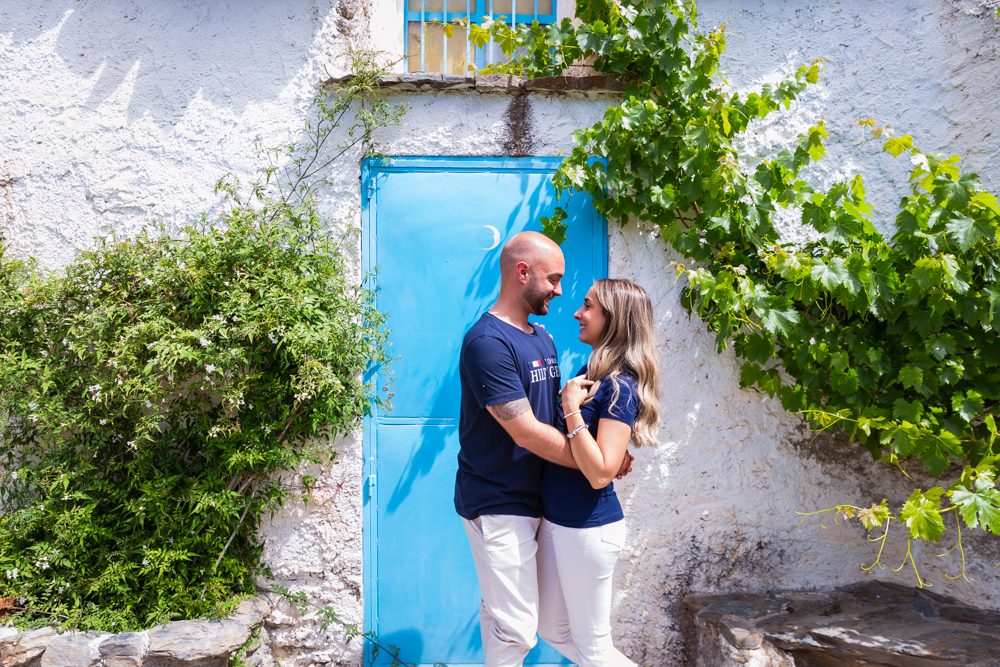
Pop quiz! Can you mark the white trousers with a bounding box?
[463,514,541,667]
[537,518,635,667]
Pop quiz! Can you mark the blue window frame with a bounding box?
[404,1,556,74]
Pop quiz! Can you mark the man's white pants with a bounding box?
[463,515,541,667]
[537,518,635,667]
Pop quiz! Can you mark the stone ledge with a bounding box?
[0,597,270,667]
[684,581,1000,667]
[321,72,626,94]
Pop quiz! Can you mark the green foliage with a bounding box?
[0,50,405,631]
[468,0,1000,549]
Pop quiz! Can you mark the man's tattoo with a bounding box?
[489,398,530,422]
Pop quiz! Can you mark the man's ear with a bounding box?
[516,261,531,284]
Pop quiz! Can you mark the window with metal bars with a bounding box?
[405,1,556,75]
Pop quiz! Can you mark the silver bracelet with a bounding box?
[564,409,582,419]
[567,423,589,439]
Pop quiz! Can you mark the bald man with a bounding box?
[455,232,593,667]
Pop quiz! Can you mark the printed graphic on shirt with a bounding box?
[529,356,561,384]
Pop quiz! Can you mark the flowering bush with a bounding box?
[0,50,404,630]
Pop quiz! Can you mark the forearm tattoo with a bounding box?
[488,398,530,422]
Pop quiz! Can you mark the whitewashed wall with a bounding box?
[2,1,1000,666]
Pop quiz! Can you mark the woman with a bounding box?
[537,278,660,667]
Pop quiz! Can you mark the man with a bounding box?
[455,231,631,667]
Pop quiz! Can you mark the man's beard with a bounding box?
[524,275,550,315]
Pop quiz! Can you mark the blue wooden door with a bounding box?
[361,157,607,667]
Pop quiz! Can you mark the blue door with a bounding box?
[361,157,607,667]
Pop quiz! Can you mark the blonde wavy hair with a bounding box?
[583,279,661,448]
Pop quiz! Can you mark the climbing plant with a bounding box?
[463,0,1000,562]
[0,50,405,631]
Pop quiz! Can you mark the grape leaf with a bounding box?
[945,214,994,252]
[933,173,981,210]
[925,333,956,361]
[883,135,913,157]
[951,480,1000,533]
[971,191,1000,216]
[898,365,923,390]
[952,390,984,423]
[901,488,946,541]
[811,257,849,290]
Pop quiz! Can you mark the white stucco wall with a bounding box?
[2,1,1000,666]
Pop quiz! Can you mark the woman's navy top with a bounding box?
[540,366,639,528]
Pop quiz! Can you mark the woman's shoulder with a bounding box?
[604,373,638,394]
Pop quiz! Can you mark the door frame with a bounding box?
[360,156,608,665]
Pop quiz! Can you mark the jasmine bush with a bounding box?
[0,50,404,631]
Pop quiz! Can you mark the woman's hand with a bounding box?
[561,376,594,412]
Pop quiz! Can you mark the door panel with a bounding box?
[362,157,607,667]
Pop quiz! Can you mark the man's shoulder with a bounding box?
[462,316,514,359]
[463,314,504,345]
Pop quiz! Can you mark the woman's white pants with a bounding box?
[537,518,635,667]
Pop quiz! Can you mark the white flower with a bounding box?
[200,338,211,347]
[208,426,222,437]
[58,585,64,593]
[40,350,48,357]
[109,360,118,368]
[127,440,137,450]
[809,337,817,345]
[138,505,144,511]
[205,364,216,374]
[5,568,17,579]
[144,278,153,286]
[117,378,123,386]
[62,495,70,501]
[142,544,147,549]
[99,419,107,425]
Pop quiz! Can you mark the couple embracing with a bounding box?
[456,231,660,667]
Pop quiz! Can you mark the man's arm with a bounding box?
[487,399,579,469]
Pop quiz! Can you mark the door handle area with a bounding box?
[365,475,376,500]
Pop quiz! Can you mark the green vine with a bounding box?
[466,0,1000,552]
[0,50,405,631]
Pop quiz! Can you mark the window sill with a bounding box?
[321,72,625,94]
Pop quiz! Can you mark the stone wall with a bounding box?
[2,1,1000,666]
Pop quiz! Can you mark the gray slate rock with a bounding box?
[99,631,149,667]
[686,581,1000,666]
[719,617,762,650]
[231,597,271,630]
[0,626,57,667]
[147,618,250,661]
[39,632,104,667]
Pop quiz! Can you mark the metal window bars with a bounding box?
[405,0,556,75]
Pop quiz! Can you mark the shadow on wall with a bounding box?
[6,0,339,123]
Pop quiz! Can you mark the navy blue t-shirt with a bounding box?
[541,367,639,528]
[455,313,561,520]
